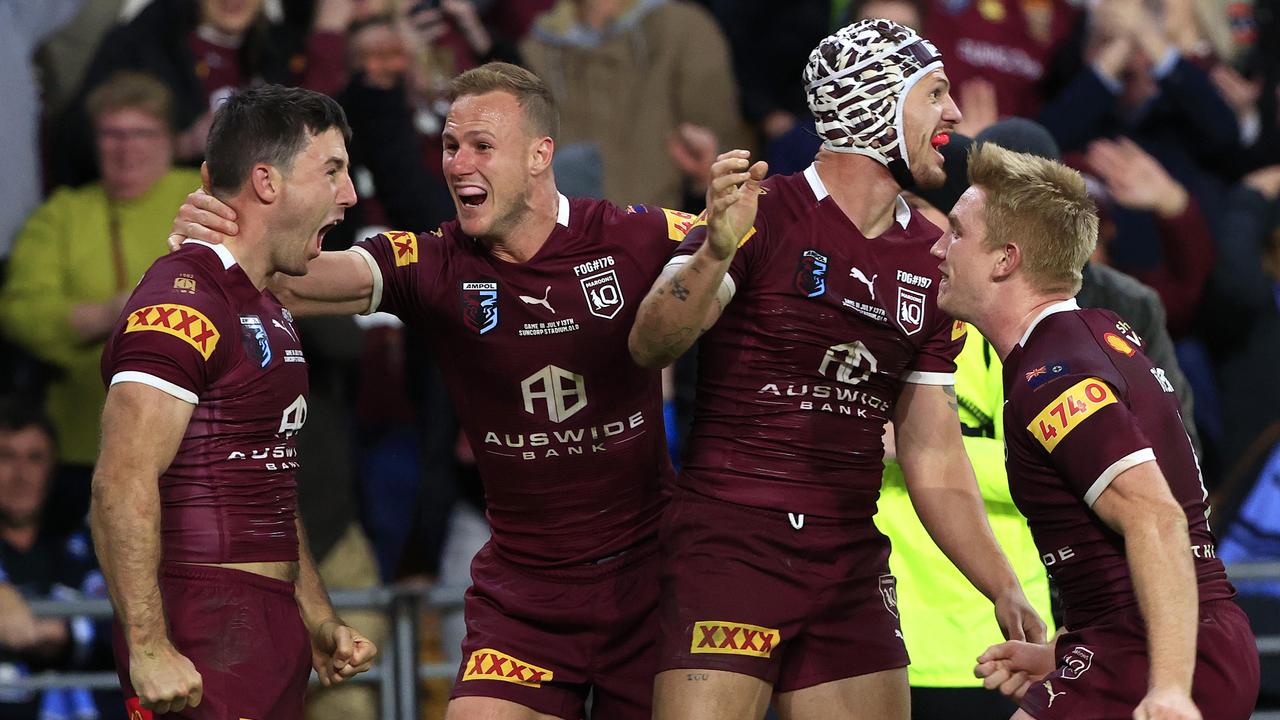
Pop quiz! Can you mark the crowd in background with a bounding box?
[0,0,1278,717]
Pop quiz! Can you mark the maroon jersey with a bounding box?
[353,196,682,567]
[101,241,309,563]
[671,165,966,518]
[1003,300,1233,629]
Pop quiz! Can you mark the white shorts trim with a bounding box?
[349,245,384,315]
[1085,448,1157,507]
[110,371,198,405]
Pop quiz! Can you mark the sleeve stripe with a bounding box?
[349,246,384,315]
[663,255,737,306]
[1084,448,1157,507]
[111,371,198,405]
[902,371,955,385]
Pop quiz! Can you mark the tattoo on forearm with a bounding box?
[661,326,696,353]
[943,385,958,411]
[670,275,691,301]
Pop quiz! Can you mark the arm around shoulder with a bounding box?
[270,249,375,317]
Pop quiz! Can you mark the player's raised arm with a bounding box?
[171,188,374,316]
[893,381,1046,644]
[90,383,203,715]
[629,150,766,369]
[1090,462,1201,720]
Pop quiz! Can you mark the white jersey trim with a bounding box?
[1018,298,1080,348]
[902,370,955,385]
[802,164,911,229]
[182,239,237,270]
[111,371,198,405]
[349,245,384,315]
[663,255,736,307]
[1085,448,1157,507]
[557,192,570,227]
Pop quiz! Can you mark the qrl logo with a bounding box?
[817,341,878,385]
[896,287,926,336]
[278,395,308,437]
[879,574,898,618]
[521,366,587,423]
[1060,646,1094,680]
[579,270,625,319]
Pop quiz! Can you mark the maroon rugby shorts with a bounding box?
[111,564,310,720]
[1019,599,1259,720]
[658,488,908,691]
[451,539,661,719]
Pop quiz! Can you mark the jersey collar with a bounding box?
[556,192,570,228]
[182,239,237,269]
[1018,298,1080,347]
[803,163,910,229]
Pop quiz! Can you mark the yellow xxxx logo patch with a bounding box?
[124,304,220,359]
[691,621,780,658]
[462,649,553,687]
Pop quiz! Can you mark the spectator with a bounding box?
[1204,164,1280,473]
[0,72,200,534]
[334,12,454,241]
[35,0,126,120]
[0,401,119,720]
[55,0,357,187]
[0,0,81,259]
[922,0,1079,124]
[704,0,829,175]
[1083,136,1215,338]
[1039,0,1238,174]
[521,0,750,210]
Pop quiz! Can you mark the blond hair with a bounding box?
[967,143,1098,295]
[449,62,559,141]
[86,71,174,130]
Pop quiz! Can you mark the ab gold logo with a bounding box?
[462,649,553,687]
[690,621,781,658]
[521,365,587,423]
[818,341,878,386]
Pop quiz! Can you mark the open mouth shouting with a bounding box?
[456,184,489,210]
[314,216,343,254]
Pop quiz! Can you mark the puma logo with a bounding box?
[519,286,555,313]
[849,267,877,299]
[272,318,297,342]
[1044,680,1065,707]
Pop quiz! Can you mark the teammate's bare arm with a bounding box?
[170,189,374,316]
[894,382,1046,643]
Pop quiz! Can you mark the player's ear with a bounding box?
[529,136,554,177]
[249,163,282,204]
[992,242,1020,281]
